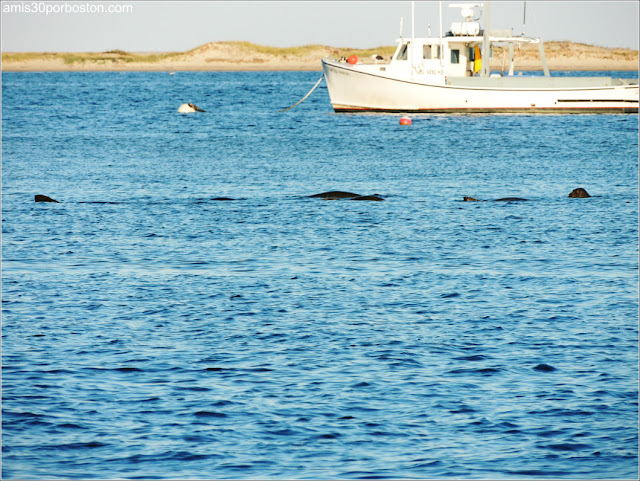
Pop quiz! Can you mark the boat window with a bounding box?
[423,45,431,59]
[396,43,408,61]
[435,46,441,59]
[468,47,475,61]
[451,49,460,64]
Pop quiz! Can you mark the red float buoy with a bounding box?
[347,55,358,65]
[399,116,412,125]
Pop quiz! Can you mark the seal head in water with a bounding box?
[568,188,591,198]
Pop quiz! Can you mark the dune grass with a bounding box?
[199,41,398,58]
[2,42,399,65]
[2,50,185,64]
[2,41,636,66]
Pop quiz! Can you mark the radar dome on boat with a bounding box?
[449,3,483,21]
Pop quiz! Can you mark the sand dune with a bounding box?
[2,41,638,71]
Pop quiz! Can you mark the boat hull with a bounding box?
[322,59,639,114]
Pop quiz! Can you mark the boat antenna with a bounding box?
[399,16,404,39]
[411,1,415,41]
[481,1,490,76]
[411,1,415,70]
[522,1,526,36]
[439,1,443,67]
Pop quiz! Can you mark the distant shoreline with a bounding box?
[3,65,638,72]
[2,41,638,72]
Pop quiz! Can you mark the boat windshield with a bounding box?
[396,44,408,61]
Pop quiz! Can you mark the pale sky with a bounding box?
[1,1,638,52]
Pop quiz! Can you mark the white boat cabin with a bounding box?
[322,2,638,113]
[351,3,546,84]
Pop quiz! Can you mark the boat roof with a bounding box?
[395,34,541,45]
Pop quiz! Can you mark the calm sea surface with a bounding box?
[2,71,638,479]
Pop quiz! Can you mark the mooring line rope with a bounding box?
[279,75,325,112]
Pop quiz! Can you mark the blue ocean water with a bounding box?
[1,70,638,480]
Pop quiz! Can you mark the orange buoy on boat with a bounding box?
[399,116,412,125]
[347,55,358,65]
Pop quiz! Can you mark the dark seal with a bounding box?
[350,195,384,201]
[568,188,591,198]
[533,363,556,372]
[35,195,60,203]
[464,196,527,202]
[309,191,361,199]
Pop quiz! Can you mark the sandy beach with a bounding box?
[2,41,638,72]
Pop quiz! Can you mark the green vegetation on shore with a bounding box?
[1,41,399,65]
[198,41,399,59]
[1,49,185,64]
[2,40,637,67]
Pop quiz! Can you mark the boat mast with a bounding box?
[481,1,490,77]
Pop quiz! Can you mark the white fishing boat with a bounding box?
[321,2,638,113]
